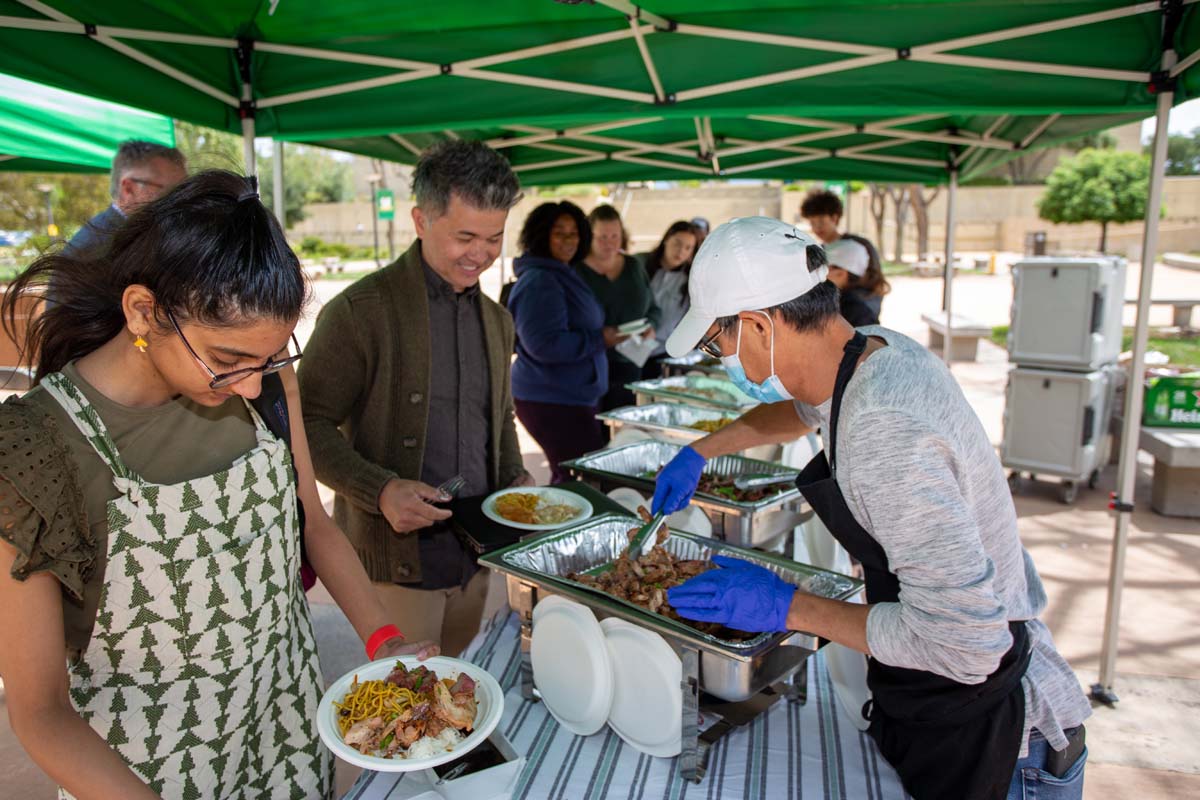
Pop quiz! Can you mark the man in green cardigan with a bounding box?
[299,141,532,656]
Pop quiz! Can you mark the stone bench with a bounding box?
[1139,426,1200,518]
[921,312,993,362]
[1124,298,1200,330]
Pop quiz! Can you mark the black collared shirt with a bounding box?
[416,260,493,589]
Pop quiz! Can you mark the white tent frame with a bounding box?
[1,0,1194,706]
[4,0,1195,157]
[1093,42,1177,708]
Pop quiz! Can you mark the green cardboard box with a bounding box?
[1143,373,1200,428]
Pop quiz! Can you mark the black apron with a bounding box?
[795,332,1031,800]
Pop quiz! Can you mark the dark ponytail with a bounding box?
[3,170,309,383]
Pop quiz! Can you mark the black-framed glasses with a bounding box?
[165,308,302,389]
[697,328,724,359]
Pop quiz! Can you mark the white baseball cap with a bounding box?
[665,216,826,358]
[824,238,870,277]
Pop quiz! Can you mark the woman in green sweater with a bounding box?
[576,204,661,412]
[0,171,435,800]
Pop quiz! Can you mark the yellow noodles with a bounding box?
[332,676,420,735]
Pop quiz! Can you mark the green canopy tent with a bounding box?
[0,71,174,172]
[303,108,1146,339]
[301,111,1145,186]
[0,0,1196,717]
[0,1,1194,164]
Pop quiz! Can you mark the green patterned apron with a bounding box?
[42,372,332,800]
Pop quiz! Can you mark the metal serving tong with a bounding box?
[731,471,800,491]
[624,509,666,559]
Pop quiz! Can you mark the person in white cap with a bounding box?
[824,237,888,326]
[654,217,1090,800]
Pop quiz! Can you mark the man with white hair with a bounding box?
[653,217,1090,800]
[64,139,187,257]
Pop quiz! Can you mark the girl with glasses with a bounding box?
[0,170,436,800]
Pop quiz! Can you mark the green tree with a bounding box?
[1157,127,1200,176]
[173,120,244,173]
[0,173,111,237]
[1037,148,1150,253]
[258,144,354,228]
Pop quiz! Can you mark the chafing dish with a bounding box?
[479,514,862,782]
[561,440,808,547]
[626,375,756,412]
[658,351,727,378]
[595,402,740,444]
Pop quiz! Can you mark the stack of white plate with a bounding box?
[531,596,683,757]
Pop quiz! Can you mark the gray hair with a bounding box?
[111,139,186,197]
[412,140,522,217]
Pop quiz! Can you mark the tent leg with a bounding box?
[1091,48,1176,708]
[241,82,256,175]
[942,168,958,363]
[272,138,285,225]
[499,232,508,288]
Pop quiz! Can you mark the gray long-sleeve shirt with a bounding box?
[794,326,1091,756]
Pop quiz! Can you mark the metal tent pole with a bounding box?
[237,39,256,175]
[499,233,508,287]
[1091,46,1177,708]
[241,85,256,175]
[942,168,958,363]
[272,138,285,224]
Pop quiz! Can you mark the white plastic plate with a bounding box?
[317,656,503,773]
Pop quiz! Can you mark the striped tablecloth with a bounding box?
[344,611,910,800]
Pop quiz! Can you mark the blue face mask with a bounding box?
[720,313,794,403]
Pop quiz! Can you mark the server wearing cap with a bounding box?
[652,218,1090,800]
[824,237,888,327]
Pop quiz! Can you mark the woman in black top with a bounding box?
[824,235,889,327]
[576,204,660,411]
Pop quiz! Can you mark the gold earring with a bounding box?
[133,334,148,353]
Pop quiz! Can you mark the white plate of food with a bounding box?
[482,487,593,531]
[317,656,504,772]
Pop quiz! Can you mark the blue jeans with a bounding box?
[1006,729,1087,800]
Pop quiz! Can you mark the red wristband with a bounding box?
[366,624,404,660]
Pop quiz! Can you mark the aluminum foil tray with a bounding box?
[484,513,860,653]
[626,375,755,411]
[659,352,727,377]
[562,439,800,511]
[596,403,740,436]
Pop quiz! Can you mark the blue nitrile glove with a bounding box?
[667,555,798,633]
[650,446,706,515]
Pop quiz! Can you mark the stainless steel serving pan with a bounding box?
[479,513,861,702]
[626,375,755,412]
[658,351,728,378]
[595,402,740,444]
[561,440,807,547]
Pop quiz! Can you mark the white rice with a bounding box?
[403,727,465,760]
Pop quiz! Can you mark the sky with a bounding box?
[1141,96,1200,140]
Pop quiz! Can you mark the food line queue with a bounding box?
[0,138,1087,800]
